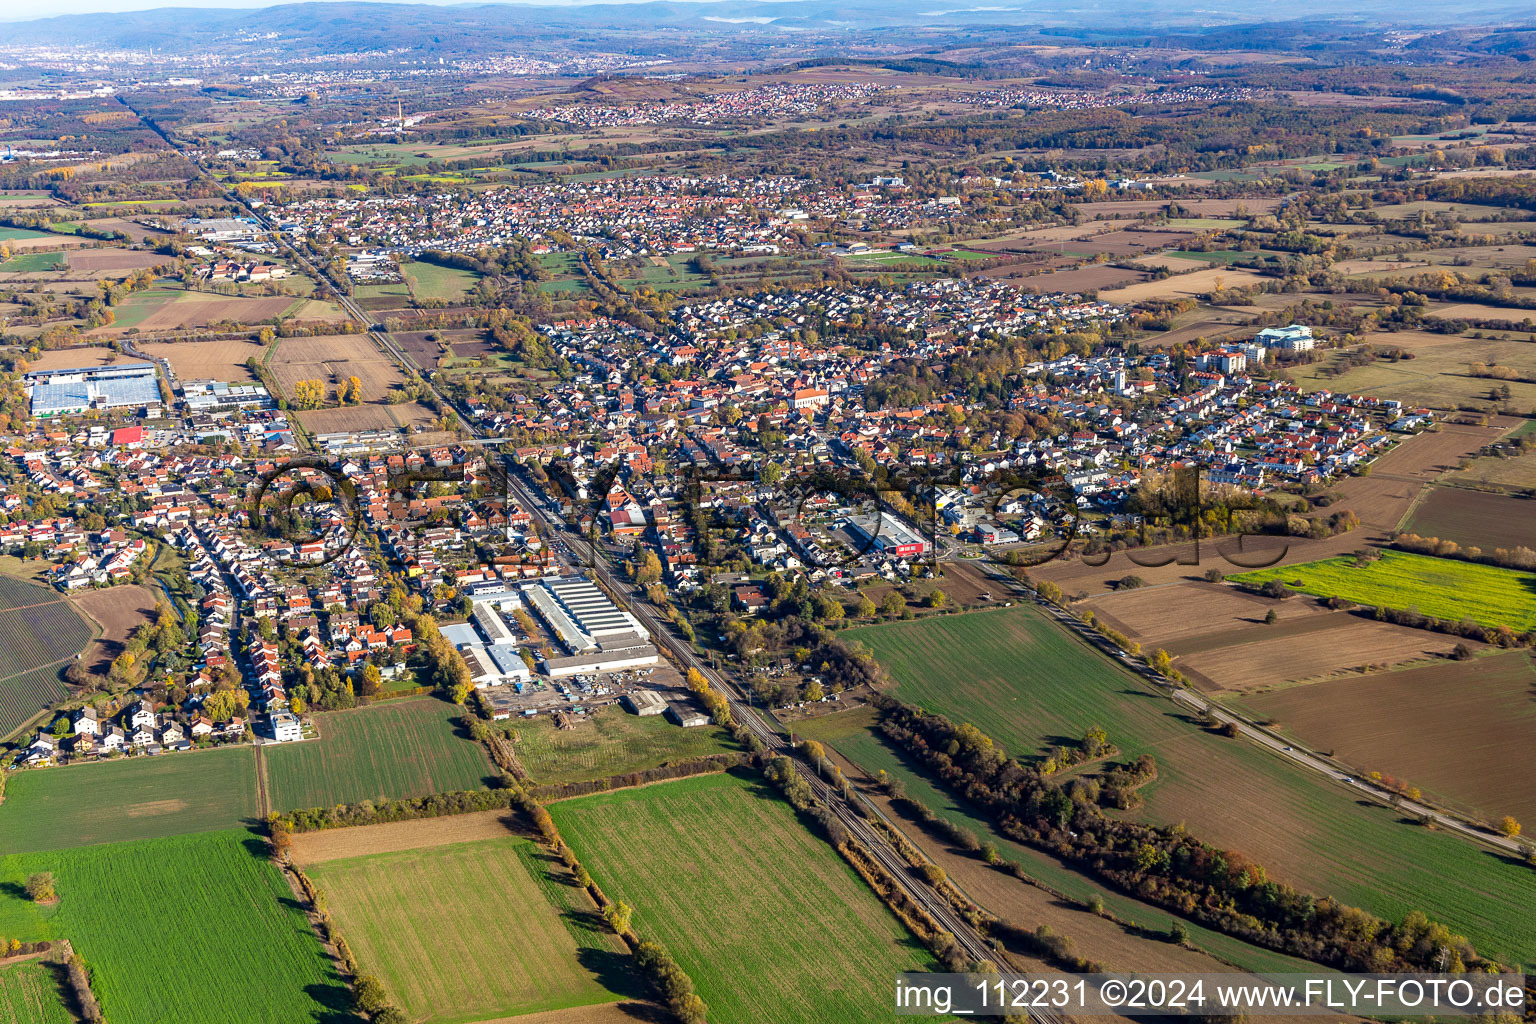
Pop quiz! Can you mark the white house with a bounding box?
[128,699,156,731]
[73,706,99,736]
[269,711,302,743]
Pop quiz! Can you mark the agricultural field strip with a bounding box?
[548,772,934,1024]
[511,705,732,785]
[307,837,625,1023]
[0,830,342,1024]
[0,745,261,853]
[263,699,494,812]
[845,606,1536,969]
[0,959,75,1024]
[1230,549,1536,631]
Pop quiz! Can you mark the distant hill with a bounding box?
[2,0,1530,56]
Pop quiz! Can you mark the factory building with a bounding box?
[622,690,667,716]
[523,576,660,677]
[847,512,929,558]
[27,363,162,418]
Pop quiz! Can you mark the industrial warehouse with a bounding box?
[846,512,930,558]
[446,574,659,689]
[26,362,163,418]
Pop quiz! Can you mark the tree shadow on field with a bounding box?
[1041,733,1080,753]
[529,846,583,888]
[576,946,651,1002]
[0,881,27,902]
[1118,687,1160,699]
[240,835,272,860]
[41,960,87,1021]
[304,980,365,1024]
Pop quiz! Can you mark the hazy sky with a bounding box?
[1,0,684,19]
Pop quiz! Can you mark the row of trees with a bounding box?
[872,697,1488,972]
[1392,531,1536,573]
[407,614,473,703]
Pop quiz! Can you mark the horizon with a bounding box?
[1,0,778,21]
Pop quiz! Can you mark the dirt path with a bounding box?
[463,1001,662,1024]
[253,744,271,819]
[0,598,70,613]
[288,808,524,864]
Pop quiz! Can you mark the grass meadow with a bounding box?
[308,837,632,1023]
[510,705,734,785]
[548,771,934,1024]
[1229,549,1536,631]
[0,251,63,272]
[0,746,260,853]
[0,830,347,1024]
[399,261,481,302]
[845,606,1536,969]
[263,698,493,812]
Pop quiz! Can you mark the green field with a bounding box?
[845,606,1536,970]
[0,746,260,853]
[1229,549,1536,631]
[548,772,933,1024]
[263,699,493,812]
[326,145,435,168]
[534,252,595,296]
[96,287,182,332]
[536,277,595,295]
[1164,248,1278,264]
[400,260,481,302]
[842,250,946,267]
[0,227,54,242]
[0,959,75,1024]
[309,837,631,1024]
[511,705,733,785]
[0,251,63,272]
[614,254,711,292]
[354,281,411,299]
[0,830,346,1024]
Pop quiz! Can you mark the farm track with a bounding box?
[254,744,271,819]
[0,598,71,614]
